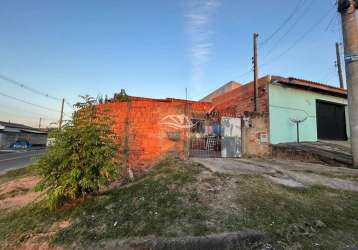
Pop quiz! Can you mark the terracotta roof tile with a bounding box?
[271,76,347,96]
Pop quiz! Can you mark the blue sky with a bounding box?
[0,0,347,127]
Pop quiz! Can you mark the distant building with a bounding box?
[200,81,241,102]
[0,121,48,149]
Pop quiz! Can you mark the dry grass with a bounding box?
[0,176,42,210]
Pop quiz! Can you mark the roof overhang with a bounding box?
[271,76,347,98]
[0,127,47,134]
[21,129,47,134]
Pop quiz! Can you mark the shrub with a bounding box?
[35,95,121,209]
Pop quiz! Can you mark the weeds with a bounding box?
[1,159,358,249]
[225,176,358,249]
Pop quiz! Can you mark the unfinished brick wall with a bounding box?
[100,98,212,170]
[212,76,270,116]
[98,76,273,169]
[242,112,271,156]
[210,76,272,156]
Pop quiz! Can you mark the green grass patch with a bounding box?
[53,158,209,246]
[0,158,209,248]
[0,201,70,248]
[2,159,358,249]
[224,176,358,250]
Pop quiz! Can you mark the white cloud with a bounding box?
[186,0,220,91]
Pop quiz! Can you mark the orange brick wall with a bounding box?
[99,99,212,170]
[212,76,270,116]
[98,77,272,170]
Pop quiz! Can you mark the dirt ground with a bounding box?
[0,173,72,250]
[22,220,71,250]
[0,176,42,210]
[192,157,358,192]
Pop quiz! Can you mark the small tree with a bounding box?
[36,95,121,209]
[113,89,130,102]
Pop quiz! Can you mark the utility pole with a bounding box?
[335,42,345,89]
[38,117,42,129]
[59,98,65,129]
[338,0,358,167]
[185,87,189,160]
[253,33,259,112]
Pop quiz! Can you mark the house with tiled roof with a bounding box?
[0,121,48,149]
[206,75,349,154]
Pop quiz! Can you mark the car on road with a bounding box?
[10,140,32,149]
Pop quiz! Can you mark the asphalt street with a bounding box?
[0,149,45,173]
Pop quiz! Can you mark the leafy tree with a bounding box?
[35,95,121,209]
[113,89,130,102]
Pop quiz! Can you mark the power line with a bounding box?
[0,105,57,127]
[336,12,344,44]
[320,66,336,81]
[237,69,252,79]
[0,102,59,120]
[0,91,61,113]
[65,101,73,108]
[231,68,253,83]
[262,8,335,67]
[0,73,75,109]
[0,74,61,101]
[262,0,314,59]
[0,106,57,123]
[260,0,306,46]
[325,12,338,31]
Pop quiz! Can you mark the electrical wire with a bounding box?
[325,13,338,31]
[337,13,344,44]
[235,2,333,82]
[0,74,61,101]
[0,102,59,121]
[262,0,314,59]
[0,73,75,109]
[260,0,306,46]
[0,91,61,113]
[262,8,335,67]
[320,66,336,81]
[232,68,253,83]
[0,106,57,123]
[65,101,73,109]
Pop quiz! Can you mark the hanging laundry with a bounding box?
[213,123,221,136]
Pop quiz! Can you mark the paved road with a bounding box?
[0,149,46,173]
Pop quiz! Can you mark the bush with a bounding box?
[35,96,121,209]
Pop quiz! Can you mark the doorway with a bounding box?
[316,100,347,140]
[189,116,241,158]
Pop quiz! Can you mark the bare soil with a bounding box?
[0,176,42,210]
[22,220,71,250]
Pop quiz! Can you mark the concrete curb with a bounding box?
[0,147,46,154]
[88,230,269,250]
